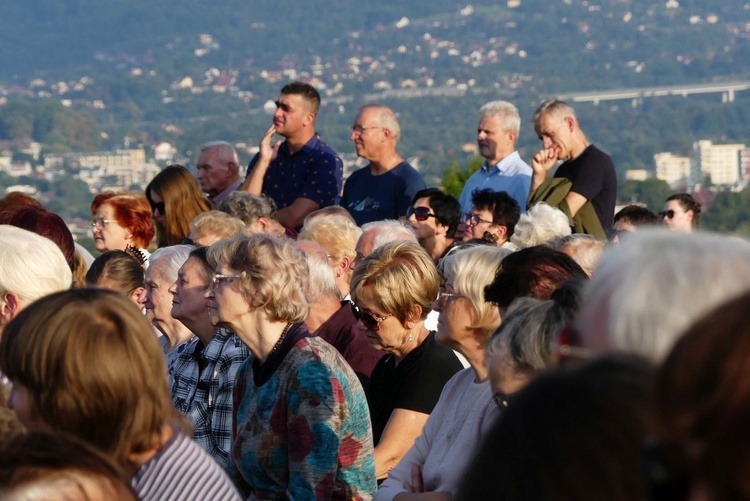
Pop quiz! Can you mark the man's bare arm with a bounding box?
[277,198,320,229]
[565,191,588,217]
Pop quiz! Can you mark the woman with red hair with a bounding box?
[90,192,154,258]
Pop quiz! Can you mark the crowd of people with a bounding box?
[0,81,743,501]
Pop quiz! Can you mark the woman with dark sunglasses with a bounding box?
[406,188,461,263]
[350,241,463,481]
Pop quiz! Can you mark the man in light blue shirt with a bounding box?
[458,101,532,213]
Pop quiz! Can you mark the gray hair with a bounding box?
[532,99,577,133]
[297,240,341,302]
[556,234,606,276]
[218,191,277,224]
[361,219,417,251]
[0,225,72,305]
[486,295,577,373]
[200,141,239,164]
[148,245,194,283]
[576,229,750,362]
[359,104,401,144]
[479,100,521,135]
[511,202,572,249]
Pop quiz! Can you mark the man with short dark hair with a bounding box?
[195,141,242,206]
[341,105,425,225]
[242,82,343,230]
[463,189,521,250]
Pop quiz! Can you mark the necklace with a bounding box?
[269,322,293,359]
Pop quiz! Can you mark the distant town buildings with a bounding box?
[652,140,750,189]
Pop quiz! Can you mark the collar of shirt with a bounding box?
[482,150,522,174]
[210,178,242,205]
[279,134,321,157]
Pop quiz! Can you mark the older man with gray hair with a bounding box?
[195,141,242,206]
[350,219,418,271]
[458,100,532,213]
[341,105,425,225]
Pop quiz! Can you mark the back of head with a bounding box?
[219,191,278,225]
[479,100,521,136]
[188,210,245,245]
[0,225,72,309]
[471,189,521,237]
[484,245,588,308]
[299,214,362,262]
[351,241,438,324]
[303,205,356,226]
[555,234,606,276]
[613,205,659,227]
[0,288,172,469]
[361,219,418,252]
[457,355,654,501]
[0,205,76,272]
[575,229,750,362]
[655,290,750,499]
[297,240,341,302]
[85,250,145,297]
[281,81,321,115]
[0,192,43,212]
[0,432,138,500]
[512,202,572,249]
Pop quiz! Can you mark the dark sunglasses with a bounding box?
[150,200,166,215]
[350,302,392,331]
[408,206,436,222]
[659,210,675,219]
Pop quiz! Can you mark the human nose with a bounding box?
[204,286,214,299]
[431,298,442,312]
[542,137,553,149]
[168,281,178,295]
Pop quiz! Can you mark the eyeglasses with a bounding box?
[150,200,166,215]
[350,302,392,331]
[211,273,242,288]
[552,325,592,365]
[351,125,384,135]
[408,206,436,222]
[462,212,493,226]
[436,286,463,304]
[90,218,119,229]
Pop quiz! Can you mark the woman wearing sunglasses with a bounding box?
[146,165,213,247]
[350,241,463,481]
[407,188,461,263]
[662,193,700,233]
[374,245,507,500]
[204,234,376,499]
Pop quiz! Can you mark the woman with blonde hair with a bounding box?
[146,165,213,247]
[351,241,463,480]
[204,234,376,499]
[0,288,240,500]
[375,245,508,499]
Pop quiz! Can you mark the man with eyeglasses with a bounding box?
[242,82,343,230]
[458,100,532,215]
[462,188,521,251]
[530,99,617,233]
[340,105,425,226]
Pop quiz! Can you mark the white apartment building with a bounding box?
[694,140,745,186]
[654,152,692,188]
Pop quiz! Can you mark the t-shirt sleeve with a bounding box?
[297,151,344,207]
[566,150,612,202]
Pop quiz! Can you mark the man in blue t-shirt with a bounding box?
[243,82,343,230]
[340,105,425,226]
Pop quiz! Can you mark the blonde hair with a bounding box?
[189,210,245,243]
[0,289,176,470]
[351,241,438,323]
[439,246,509,338]
[207,234,310,323]
[299,214,362,262]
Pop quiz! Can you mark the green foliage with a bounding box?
[441,157,483,199]
[44,175,93,220]
[0,100,101,151]
[702,190,750,237]
[617,179,673,212]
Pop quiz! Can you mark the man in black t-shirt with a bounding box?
[530,100,617,231]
